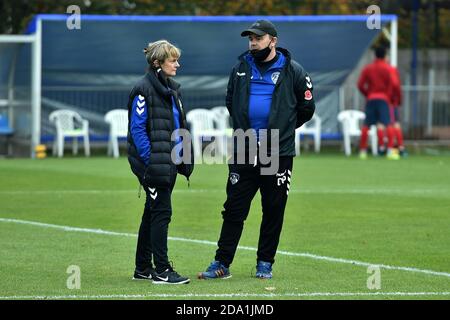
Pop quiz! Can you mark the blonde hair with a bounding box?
[143,40,181,67]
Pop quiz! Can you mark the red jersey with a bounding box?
[358,58,393,104]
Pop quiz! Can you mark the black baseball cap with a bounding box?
[241,20,277,37]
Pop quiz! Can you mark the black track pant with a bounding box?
[135,173,176,273]
[215,156,293,267]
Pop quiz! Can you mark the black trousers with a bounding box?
[215,156,293,267]
[135,173,176,273]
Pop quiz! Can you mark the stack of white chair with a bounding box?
[49,110,90,158]
[104,109,128,158]
[210,106,232,157]
[186,108,229,159]
[295,114,322,155]
[337,110,377,156]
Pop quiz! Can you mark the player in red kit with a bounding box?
[357,46,398,160]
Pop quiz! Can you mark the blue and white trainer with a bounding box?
[198,261,232,279]
[255,261,273,279]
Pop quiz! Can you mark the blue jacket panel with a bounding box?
[130,94,151,165]
[171,95,182,164]
[245,52,286,135]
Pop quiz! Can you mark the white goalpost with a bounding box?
[382,17,398,67]
[0,18,42,158]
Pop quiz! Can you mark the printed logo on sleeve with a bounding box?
[304,90,313,101]
[136,95,146,115]
[305,76,312,89]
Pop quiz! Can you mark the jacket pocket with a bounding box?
[177,163,194,179]
[128,156,150,186]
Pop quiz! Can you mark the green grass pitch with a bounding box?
[0,154,449,300]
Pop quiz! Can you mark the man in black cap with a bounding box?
[198,20,316,280]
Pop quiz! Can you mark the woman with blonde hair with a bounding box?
[127,40,193,284]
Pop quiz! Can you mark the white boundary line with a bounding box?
[0,188,448,196]
[0,292,450,300]
[1,218,450,279]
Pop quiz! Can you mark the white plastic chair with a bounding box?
[211,106,232,157]
[105,109,128,158]
[49,110,90,158]
[337,110,377,156]
[295,114,321,155]
[186,108,226,159]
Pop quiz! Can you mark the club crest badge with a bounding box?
[229,173,240,185]
[271,72,280,84]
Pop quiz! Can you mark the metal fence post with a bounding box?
[427,69,435,135]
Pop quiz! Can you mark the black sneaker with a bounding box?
[152,268,190,285]
[132,267,156,281]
